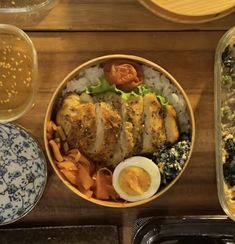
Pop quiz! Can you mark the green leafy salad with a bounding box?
[85,77,169,106]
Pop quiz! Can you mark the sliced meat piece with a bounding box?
[56,95,96,151]
[112,95,143,165]
[164,105,179,144]
[66,103,97,153]
[56,94,81,136]
[121,121,134,159]
[125,96,144,155]
[94,92,140,166]
[93,92,122,113]
[80,92,94,103]
[57,93,122,166]
[93,102,122,164]
[56,94,97,153]
[142,93,166,153]
[91,103,104,155]
[56,91,174,167]
[112,99,134,165]
[94,92,125,166]
[56,93,94,136]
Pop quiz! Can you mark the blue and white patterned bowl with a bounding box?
[0,123,47,225]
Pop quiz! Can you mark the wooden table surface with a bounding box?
[3,0,235,243]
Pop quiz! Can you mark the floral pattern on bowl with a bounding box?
[0,123,47,225]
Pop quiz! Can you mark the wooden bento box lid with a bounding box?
[138,0,235,24]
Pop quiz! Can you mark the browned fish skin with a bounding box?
[56,92,179,167]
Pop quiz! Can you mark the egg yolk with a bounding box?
[118,166,151,196]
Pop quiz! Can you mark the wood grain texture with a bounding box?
[153,0,235,16]
[8,31,224,244]
[0,0,235,30]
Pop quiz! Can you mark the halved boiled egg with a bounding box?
[112,156,161,202]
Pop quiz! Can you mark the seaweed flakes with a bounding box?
[153,138,191,186]
[222,44,235,80]
[223,137,235,187]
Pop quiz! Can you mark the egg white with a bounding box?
[112,156,161,202]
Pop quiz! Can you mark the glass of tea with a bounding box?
[0,24,38,122]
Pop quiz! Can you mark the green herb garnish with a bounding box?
[222,75,233,88]
[221,106,231,118]
[85,77,169,105]
[156,95,168,106]
[85,77,116,94]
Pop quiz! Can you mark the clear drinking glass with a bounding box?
[0,24,38,122]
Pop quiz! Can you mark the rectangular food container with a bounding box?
[0,24,38,122]
[215,26,235,221]
[132,216,235,243]
[0,0,57,26]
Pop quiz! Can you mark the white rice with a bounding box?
[62,64,190,132]
[62,66,104,96]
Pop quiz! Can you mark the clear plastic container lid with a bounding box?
[0,0,58,26]
[0,0,56,13]
[215,26,235,221]
[0,24,38,122]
